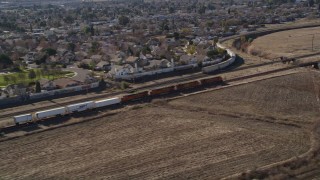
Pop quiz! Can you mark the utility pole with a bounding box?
[312,34,315,52]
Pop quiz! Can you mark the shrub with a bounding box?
[120,81,130,90]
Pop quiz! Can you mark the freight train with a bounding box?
[13,76,223,125]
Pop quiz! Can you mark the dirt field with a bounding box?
[0,71,319,179]
[247,26,320,59]
[170,71,320,125]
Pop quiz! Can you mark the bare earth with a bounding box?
[248,26,320,59]
[0,71,319,179]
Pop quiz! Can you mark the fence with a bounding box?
[202,43,236,73]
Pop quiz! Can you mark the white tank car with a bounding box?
[35,107,67,120]
[66,101,95,113]
[13,114,33,124]
[95,97,121,108]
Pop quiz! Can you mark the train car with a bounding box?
[121,91,149,103]
[202,64,220,74]
[174,64,196,71]
[149,86,176,96]
[66,101,95,113]
[13,114,33,125]
[95,97,121,108]
[200,76,223,86]
[35,107,67,120]
[176,81,201,91]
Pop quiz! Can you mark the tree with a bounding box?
[43,48,57,56]
[90,24,95,36]
[3,76,10,85]
[0,54,13,69]
[198,6,206,15]
[309,0,315,6]
[206,21,214,28]
[208,3,215,10]
[35,54,47,65]
[67,43,76,52]
[28,70,36,80]
[186,45,196,55]
[29,23,33,32]
[207,50,218,58]
[169,7,175,14]
[18,73,26,83]
[213,37,219,46]
[83,26,91,34]
[90,41,100,53]
[98,77,106,88]
[118,16,130,26]
[39,21,46,27]
[11,76,17,84]
[120,81,130,90]
[35,81,41,93]
[173,32,180,40]
[64,16,74,24]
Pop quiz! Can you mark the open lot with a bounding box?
[247,26,320,59]
[0,68,74,87]
[0,71,318,179]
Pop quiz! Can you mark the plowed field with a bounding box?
[0,71,319,179]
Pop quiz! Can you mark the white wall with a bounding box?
[202,43,236,73]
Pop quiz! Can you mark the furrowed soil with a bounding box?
[171,72,320,125]
[0,71,318,179]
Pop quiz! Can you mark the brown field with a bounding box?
[0,71,319,179]
[247,26,320,59]
[171,72,320,124]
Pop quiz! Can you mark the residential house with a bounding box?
[108,64,137,78]
[125,56,139,65]
[39,79,56,91]
[151,47,171,60]
[146,38,161,46]
[179,55,198,65]
[5,84,27,96]
[95,61,111,71]
[75,51,88,61]
[91,54,103,62]
[21,52,37,64]
[144,59,172,71]
[62,51,76,64]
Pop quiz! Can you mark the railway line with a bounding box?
[0,54,317,121]
[1,23,319,121]
[0,63,305,137]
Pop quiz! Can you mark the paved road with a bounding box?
[65,66,91,83]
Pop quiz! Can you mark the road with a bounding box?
[66,66,91,83]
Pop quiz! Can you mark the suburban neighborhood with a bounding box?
[1,0,320,179]
[0,0,319,98]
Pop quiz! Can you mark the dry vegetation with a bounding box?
[170,72,320,125]
[247,27,320,59]
[0,71,319,179]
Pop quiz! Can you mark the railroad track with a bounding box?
[0,59,289,119]
[0,58,315,138]
[1,23,319,120]
[0,73,205,119]
[1,50,318,120]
